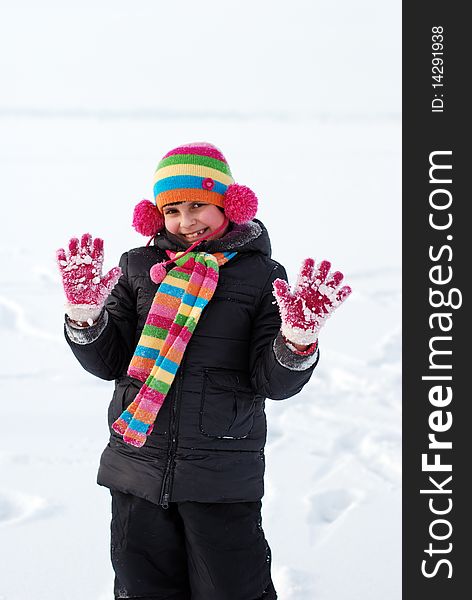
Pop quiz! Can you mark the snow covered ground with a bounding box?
[0,1,401,599]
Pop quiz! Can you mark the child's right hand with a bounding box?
[56,233,122,325]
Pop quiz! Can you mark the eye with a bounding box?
[192,202,205,209]
[164,208,176,215]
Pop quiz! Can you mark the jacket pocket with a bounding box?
[200,368,256,439]
[108,376,142,426]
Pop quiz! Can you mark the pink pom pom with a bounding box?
[150,262,167,284]
[132,199,164,236]
[224,184,258,224]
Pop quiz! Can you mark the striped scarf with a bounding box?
[112,250,236,447]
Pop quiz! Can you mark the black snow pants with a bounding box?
[110,491,278,600]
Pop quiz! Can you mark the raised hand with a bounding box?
[273,258,351,346]
[56,233,122,324]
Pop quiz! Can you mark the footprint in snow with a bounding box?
[0,300,18,331]
[0,489,58,527]
[306,489,359,544]
[368,329,401,367]
[358,432,401,486]
[0,296,61,342]
[272,565,316,600]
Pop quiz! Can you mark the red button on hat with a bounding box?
[202,177,214,190]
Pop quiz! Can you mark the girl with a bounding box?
[57,142,351,600]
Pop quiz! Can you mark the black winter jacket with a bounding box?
[65,220,319,505]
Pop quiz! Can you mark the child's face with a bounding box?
[163,202,228,246]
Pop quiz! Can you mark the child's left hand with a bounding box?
[273,258,352,347]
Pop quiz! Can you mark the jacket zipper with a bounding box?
[158,358,185,508]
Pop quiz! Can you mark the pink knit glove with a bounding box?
[56,233,122,325]
[273,258,352,346]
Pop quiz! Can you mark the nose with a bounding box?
[180,211,196,228]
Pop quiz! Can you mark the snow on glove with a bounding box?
[56,233,122,324]
[273,258,352,346]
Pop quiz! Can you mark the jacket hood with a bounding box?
[154,219,272,258]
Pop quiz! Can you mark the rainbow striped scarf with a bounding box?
[112,249,236,447]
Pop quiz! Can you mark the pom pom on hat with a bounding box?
[224,184,258,224]
[133,199,164,236]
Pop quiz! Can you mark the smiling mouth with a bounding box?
[182,228,208,240]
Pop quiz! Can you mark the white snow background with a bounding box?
[0,1,401,598]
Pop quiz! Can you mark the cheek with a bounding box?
[163,216,179,234]
[204,208,226,229]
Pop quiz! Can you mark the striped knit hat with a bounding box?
[132,142,258,237]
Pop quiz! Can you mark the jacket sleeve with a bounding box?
[249,262,319,400]
[64,252,138,381]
